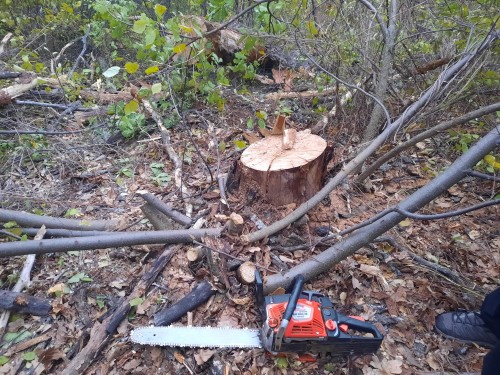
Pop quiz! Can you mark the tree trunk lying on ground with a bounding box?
[261,124,499,294]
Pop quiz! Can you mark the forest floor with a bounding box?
[0,75,498,375]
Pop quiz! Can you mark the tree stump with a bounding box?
[239,120,327,206]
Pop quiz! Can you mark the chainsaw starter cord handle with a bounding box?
[275,275,305,349]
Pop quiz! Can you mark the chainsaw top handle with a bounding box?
[275,274,305,350]
[337,314,384,340]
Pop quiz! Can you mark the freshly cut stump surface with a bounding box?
[239,129,327,205]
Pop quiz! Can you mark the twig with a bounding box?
[68,24,91,79]
[20,227,109,237]
[467,169,500,182]
[0,33,13,56]
[394,200,499,220]
[0,229,22,240]
[0,226,46,341]
[13,99,93,111]
[341,199,500,236]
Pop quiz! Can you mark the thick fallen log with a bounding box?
[0,208,121,231]
[154,281,216,326]
[0,228,222,257]
[262,124,499,294]
[0,290,52,316]
[61,245,176,375]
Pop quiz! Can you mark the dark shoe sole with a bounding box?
[435,326,497,349]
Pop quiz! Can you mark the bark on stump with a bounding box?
[239,128,327,205]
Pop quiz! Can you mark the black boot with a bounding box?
[435,311,499,348]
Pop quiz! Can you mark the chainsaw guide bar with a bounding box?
[131,326,262,348]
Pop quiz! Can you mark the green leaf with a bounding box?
[154,4,167,17]
[129,297,143,307]
[255,110,267,120]
[22,351,37,362]
[275,357,288,369]
[151,82,162,94]
[3,221,18,229]
[64,208,82,218]
[145,66,159,75]
[179,25,193,33]
[173,44,187,54]
[246,118,254,130]
[102,66,120,78]
[233,140,248,150]
[145,28,156,45]
[0,356,9,365]
[307,21,319,36]
[125,62,139,74]
[124,100,139,115]
[219,141,226,152]
[68,272,86,284]
[132,19,148,34]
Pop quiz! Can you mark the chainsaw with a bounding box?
[131,271,383,356]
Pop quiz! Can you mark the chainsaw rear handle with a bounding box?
[337,314,384,340]
[275,274,305,350]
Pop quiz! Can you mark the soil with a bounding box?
[0,77,498,375]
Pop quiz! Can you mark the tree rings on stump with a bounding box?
[239,129,327,206]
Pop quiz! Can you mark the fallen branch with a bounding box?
[0,228,222,257]
[137,190,192,226]
[264,87,336,101]
[154,281,216,326]
[20,227,109,237]
[0,71,21,79]
[244,30,497,243]
[357,101,500,181]
[141,98,194,217]
[0,208,122,231]
[261,124,499,294]
[0,290,52,316]
[0,74,38,106]
[61,245,176,375]
[0,226,45,340]
[374,237,486,295]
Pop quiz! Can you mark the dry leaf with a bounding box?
[194,349,216,365]
[37,348,66,368]
[174,351,185,364]
[231,296,252,305]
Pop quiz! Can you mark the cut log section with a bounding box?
[239,123,327,206]
[236,261,256,285]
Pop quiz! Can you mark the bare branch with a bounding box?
[358,101,500,180]
[261,124,499,294]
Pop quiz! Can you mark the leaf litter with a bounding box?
[0,86,498,375]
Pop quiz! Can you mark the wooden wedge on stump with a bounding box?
[239,115,327,205]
